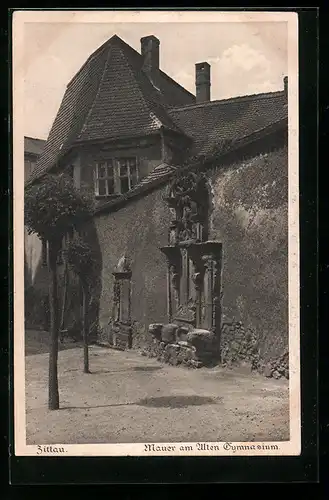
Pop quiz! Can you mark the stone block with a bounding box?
[183,347,193,362]
[176,326,189,343]
[187,329,216,354]
[149,323,163,341]
[162,323,178,344]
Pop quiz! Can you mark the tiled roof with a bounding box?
[138,162,178,186]
[29,35,195,184]
[95,162,176,215]
[29,32,288,194]
[75,42,182,143]
[24,136,46,157]
[94,114,287,215]
[169,91,288,156]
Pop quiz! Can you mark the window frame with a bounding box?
[118,157,139,194]
[94,156,139,197]
[94,160,115,197]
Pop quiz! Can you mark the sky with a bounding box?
[23,20,288,140]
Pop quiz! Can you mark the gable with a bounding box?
[28,35,194,185]
[76,42,181,144]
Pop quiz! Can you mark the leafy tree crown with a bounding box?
[25,174,94,242]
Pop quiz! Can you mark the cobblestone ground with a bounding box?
[25,342,290,445]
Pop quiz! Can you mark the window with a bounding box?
[118,158,138,194]
[25,159,36,182]
[95,161,115,197]
[94,158,138,197]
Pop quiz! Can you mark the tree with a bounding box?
[65,237,96,374]
[25,174,93,409]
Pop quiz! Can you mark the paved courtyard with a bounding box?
[25,340,290,445]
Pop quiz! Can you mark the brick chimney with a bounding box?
[283,75,288,100]
[195,62,211,103]
[141,35,160,75]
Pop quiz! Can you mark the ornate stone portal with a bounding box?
[149,171,223,367]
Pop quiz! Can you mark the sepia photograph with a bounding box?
[13,10,300,457]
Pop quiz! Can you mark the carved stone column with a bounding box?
[186,243,205,329]
[202,255,214,330]
[160,245,181,322]
[200,242,222,339]
[212,252,223,337]
[180,247,189,304]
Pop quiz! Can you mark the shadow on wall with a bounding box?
[65,219,103,342]
[24,219,103,342]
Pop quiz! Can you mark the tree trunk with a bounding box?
[60,257,69,333]
[60,232,71,333]
[82,283,90,374]
[48,242,60,410]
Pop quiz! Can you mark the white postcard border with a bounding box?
[13,10,300,457]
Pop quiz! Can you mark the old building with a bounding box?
[24,136,45,183]
[24,136,45,288]
[26,34,289,377]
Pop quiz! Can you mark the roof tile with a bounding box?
[169,92,288,156]
[29,34,287,188]
[29,35,194,184]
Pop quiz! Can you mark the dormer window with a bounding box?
[94,157,139,197]
[118,158,138,194]
[95,161,115,197]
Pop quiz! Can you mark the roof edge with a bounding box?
[94,116,287,216]
[170,89,285,112]
[25,131,163,187]
[66,34,121,88]
[24,136,47,142]
[158,69,196,101]
[94,169,173,215]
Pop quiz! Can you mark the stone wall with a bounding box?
[220,321,289,379]
[94,185,171,338]
[88,138,289,377]
[141,340,203,369]
[220,321,259,369]
[29,133,289,378]
[209,142,288,372]
[140,323,219,368]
